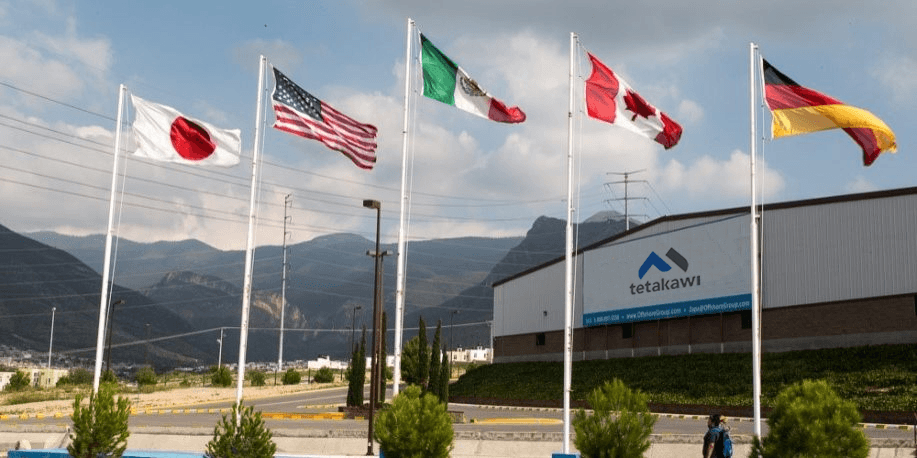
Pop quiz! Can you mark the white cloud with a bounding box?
[844,176,877,193]
[654,150,784,207]
[872,54,917,102]
[677,99,704,125]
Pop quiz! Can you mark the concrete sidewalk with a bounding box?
[2,427,914,458]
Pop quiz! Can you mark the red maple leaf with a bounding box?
[623,90,656,121]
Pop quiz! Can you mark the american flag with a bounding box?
[271,67,378,169]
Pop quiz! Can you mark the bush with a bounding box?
[314,367,334,383]
[573,379,657,458]
[373,385,453,458]
[753,379,869,458]
[68,384,131,458]
[281,368,301,385]
[101,369,118,384]
[5,370,31,391]
[135,367,157,387]
[69,368,93,385]
[248,369,266,387]
[205,401,276,458]
[180,376,192,388]
[211,365,233,387]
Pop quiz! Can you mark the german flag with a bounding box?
[762,59,896,166]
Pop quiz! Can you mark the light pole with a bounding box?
[362,198,391,457]
[450,310,459,351]
[217,327,224,368]
[350,305,362,352]
[47,307,56,369]
[105,299,124,373]
[145,323,150,367]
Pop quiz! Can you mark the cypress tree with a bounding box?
[428,320,442,394]
[379,311,387,404]
[417,317,429,389]
[439,347,450,406]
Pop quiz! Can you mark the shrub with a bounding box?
[5,370,31,391]
[314,367,334,383]
[281,368,301,385]
[753,379,869,458]
[180,376,192,387]
[373,385,453,458]
[211,365,233,388]
[68,384,131,458]
[248,369,266,387]
[205,401,276,458]
[573,378,657,458]
[69,368,93,385]
[101,369,118,384]
[135,367,157,387]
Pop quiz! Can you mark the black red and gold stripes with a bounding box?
[762,59,896,166]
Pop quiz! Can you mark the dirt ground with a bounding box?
[0,382,332,416]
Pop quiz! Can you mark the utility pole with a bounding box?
[278,194,292,374]
[144,323,150,367]
[605,169,647,231]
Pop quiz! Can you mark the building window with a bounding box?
[741,310,752,329]
[535,333,546,346]
[622,323,634,339]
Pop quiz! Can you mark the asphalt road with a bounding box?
[2,384,913,444]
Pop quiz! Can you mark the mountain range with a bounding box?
[2,210,630,369]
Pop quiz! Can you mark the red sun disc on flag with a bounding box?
[170,117,216,161]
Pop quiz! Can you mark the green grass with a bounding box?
[450,344,917,412]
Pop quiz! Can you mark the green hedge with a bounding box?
[450,344,917,411]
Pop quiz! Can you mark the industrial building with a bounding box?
[492,187,917,363]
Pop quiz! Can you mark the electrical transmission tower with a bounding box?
[604,170,647,231]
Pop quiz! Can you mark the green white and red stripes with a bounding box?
[419,34,526,124]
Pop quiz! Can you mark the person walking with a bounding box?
[703,414,731,458]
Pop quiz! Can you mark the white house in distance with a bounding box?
[447,345,492,364]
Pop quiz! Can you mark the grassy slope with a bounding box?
[450,344,917,412]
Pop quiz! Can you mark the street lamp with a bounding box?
[217,327,224,368]
[450,310,459,351]
[47,307,56,369]
[350,305,363,352]
[362,198,390,457]
[105,299,124,373]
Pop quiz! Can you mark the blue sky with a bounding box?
[1,0,915,251]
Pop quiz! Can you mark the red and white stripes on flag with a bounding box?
[271,67,378,170]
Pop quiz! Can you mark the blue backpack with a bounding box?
[716,426,733,458]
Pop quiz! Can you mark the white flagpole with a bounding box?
[561,31,577,455]
[392,17,414,397]
[236,55,267,408]
[93,84,127,394]
[749,42,763,439]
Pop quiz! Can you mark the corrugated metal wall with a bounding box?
[762,193,917,308]
[494,256,582,338]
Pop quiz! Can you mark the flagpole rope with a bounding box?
[107,90,132,308]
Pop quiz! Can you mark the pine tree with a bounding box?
[428,320,442,394]
[417,317,429,389]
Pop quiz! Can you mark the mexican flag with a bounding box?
[420,34,526,124]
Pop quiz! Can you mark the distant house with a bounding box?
[447,346,492,364]
[0,368,67,390]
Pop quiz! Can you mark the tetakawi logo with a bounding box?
[631,248,699,296]
[637,248,689,279]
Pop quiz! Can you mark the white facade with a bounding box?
[493,188,917,345]
[447,346,492,363]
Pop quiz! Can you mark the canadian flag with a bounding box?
[584,53,682,149]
